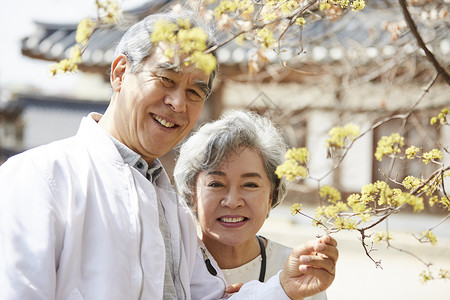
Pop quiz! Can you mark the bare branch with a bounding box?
[398,0,450,85]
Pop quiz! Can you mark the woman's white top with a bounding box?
[221,239,328,300]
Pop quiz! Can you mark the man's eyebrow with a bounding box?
[154,62,210,96]
[194,79,211,97]
[154,62,182,73]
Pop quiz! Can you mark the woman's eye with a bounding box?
[207,181,224,188]
[244,182,259,188]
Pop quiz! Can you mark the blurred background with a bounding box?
[1,0,449,299]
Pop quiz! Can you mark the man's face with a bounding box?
[110,46,210,163]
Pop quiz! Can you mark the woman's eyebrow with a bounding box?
[207,170,226,176]
[241,173,262,179]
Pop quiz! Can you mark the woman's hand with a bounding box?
[279,235,339,300]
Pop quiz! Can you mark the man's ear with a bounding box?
[110,54,128,92]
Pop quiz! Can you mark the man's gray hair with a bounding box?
[114,10,218,91]
[174,110,288,210]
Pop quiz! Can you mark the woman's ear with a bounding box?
[110,54,128,92]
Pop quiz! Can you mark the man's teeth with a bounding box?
[153,115,175,128]
[220,217,245,223]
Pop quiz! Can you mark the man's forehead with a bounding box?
[149,46,210,79]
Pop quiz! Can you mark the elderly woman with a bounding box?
[174,110,336,299]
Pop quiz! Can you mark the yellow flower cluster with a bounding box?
[95,0,120,24]
[295,17,306,26]
[213,0,255,18]
[325,123,360,149]
[350,0,366,11]
[351,180,424,212]
[257,28,275,48]
[421,230,438,246]
[48,59,79,76]
[319,185,342,204]
[50,1,119,76]
[276,147,310,181]
[430,108,448,125]
[405,146,420,159]
[420,270,433,284]
[275,159,308,181]
[402,175,423,190]
[75,18,96,46]
[422,149,443,164]
[290,203,303,216]
[420,268,450,284]
[373,231,393,243]
[286,147,310,164]
[150,19,217,75]
[438,269,450,280]
[319,0,366,11]
[261,0,301,20]
[374,133,404,161]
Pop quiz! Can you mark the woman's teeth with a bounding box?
[219,217,245,223]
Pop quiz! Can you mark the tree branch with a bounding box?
[398,0,450,85]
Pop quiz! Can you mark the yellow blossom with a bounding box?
[430,108,448,125]
[69,45,82,64]
[295,17,306,26]
[350,0,365,11]
[325,123,360,149]
[238,0,255,15]
[319,185,342,204]
[373,232,392,243]
[275,159,308,181]
[422,230,438,246]
[188,51,217,76]
[438,269,450,280]
[422,149,443,164]
[177,18,191,29]
[178,27,208,53]
[285,147,310,164]
[420,270,433,284]
[314,206,325,219]
[151,20,178,44]
[96,0,120,24]
[75,18,96,46]
[428,195,439,207]
[48,59,79,76]
[213,0,238,18]
[257,28,275,48]
[405,146,420,159]
[290,203,303,216]
[374,133,404,161]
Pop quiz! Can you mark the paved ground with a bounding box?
[259,204,450,300]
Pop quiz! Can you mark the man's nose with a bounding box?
[164,87,187,112]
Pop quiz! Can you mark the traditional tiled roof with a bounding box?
[20,1,449,75]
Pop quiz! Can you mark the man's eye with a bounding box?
[159,76,174,87]
[187,89,205,102]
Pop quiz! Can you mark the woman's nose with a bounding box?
[220,188,244,209]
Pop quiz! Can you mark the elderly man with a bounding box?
[0,10,337,300]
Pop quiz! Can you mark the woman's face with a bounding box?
[195,147,273,247]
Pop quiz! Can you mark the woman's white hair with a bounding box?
[174,110,288,210]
